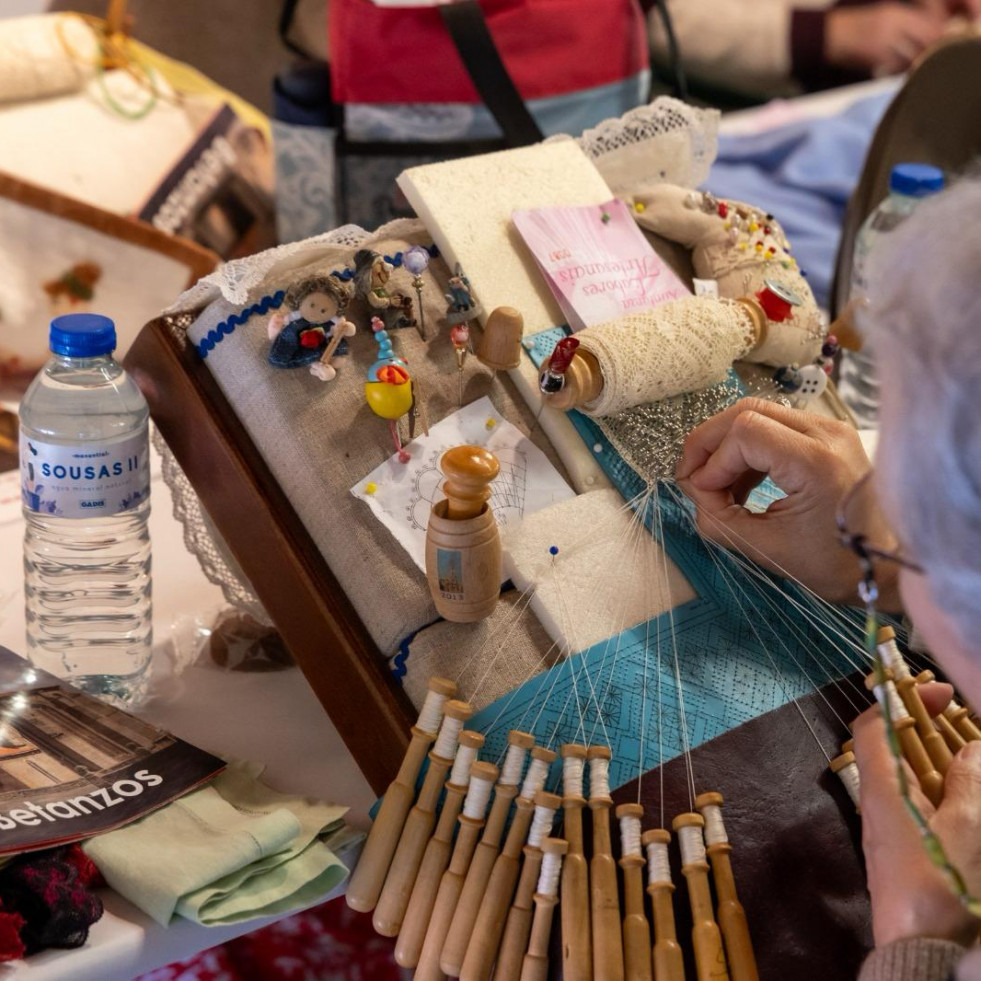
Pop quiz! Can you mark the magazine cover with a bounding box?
[0,644,224,854]
[137,103,276,261]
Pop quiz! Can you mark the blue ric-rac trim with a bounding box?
[195,244,441,358]
[196,291,286,359]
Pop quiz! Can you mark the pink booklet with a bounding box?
[512,199,689,331]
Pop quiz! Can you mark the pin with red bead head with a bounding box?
[819,334,840,375]
[755,279,802,323]
[450,323,470,406]
[538,336,580,395]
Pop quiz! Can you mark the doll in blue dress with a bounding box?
[267,277,355,380]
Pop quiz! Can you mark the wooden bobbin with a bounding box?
[494,789,563,981]
[520,838,568,981]
[347,676,457,913]
[830,752,861,813]
[879,628,953,775]
[615,803,652,981]
[416,761,499,981]
[915,671,969,753]
[588,746,624,981]
[425,445,503,623]
[930,678,981,744]
[440,731,533,977]
[476,306,524,371]
[396,730,486,968]
[672,813,730,981]
[865,671,944,806]
[694,793,758,981]
[465,747,558,981]
[842,738,854,755]
[560,744,593,981]
[641,828,685,981]
[375,699,474,936]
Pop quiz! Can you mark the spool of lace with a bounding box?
[574,296,758,417]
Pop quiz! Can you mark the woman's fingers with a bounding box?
[919,681,955,718]
[676,398,819,481]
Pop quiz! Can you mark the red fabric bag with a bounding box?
[329,0,649,108]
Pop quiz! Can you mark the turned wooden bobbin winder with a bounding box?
[425,445,503,623]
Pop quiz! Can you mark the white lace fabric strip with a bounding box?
[577,297,756,417]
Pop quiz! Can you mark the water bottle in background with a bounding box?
[19,314,152,707]
[837,163,945,428]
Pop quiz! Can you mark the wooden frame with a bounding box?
[125,318,415,795]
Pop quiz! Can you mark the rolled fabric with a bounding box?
[572,294,759,417]
[0,15,98,104]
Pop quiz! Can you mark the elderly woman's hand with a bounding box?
[676,398,900,607]
[853,684,981,948]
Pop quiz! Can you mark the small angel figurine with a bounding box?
[353,249,417,333]
[267,277,356,381]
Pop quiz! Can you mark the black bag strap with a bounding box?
[439,0,543,147]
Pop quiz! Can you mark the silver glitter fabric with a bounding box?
[595,371,790,484]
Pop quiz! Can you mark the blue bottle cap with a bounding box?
[49,314,117,357]
[889,163,945,198]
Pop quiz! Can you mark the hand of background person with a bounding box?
[676,399,901,608]
[853,683,981,948]
[912,0,981,20]
[825,4,947,76]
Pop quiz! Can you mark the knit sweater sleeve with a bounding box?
[859,937,965,981]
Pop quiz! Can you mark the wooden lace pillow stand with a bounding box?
[125,315,414,795]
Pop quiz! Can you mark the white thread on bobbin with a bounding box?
[433,713,465,761]
[874,679,910,721]
[563,755,585,798]
[878,637,911,680]
[701,805,728,847]
[520,756,551,801]
[677,824,707,867]
[463,774,495,821]
[618,814,642,858]
[433,715,463,760]
[528,805,557,849]
[501,743,529,787]
[836,761,861,808]
[449,741,479,788]
[588,756,611,800]
[417,688,449,735]
[645,840,672,886]
[537,850,563,899]
[944,697,965,719]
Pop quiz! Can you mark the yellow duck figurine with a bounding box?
[365,317,413,462]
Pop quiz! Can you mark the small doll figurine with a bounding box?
[353,249,417,333]
[267,277,355,381]
[444,264,482,327]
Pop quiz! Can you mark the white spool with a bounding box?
[645,840,672,886]
[874,679,910,722]
[417,687,450,735]
[433,713,465,761]
[463,772,496,821]
[677,824,707,867]
[618,814,642,858]
[701,805,728,847]
[520,756,551,802]
[588,756,611,800]
[537,849,564,899]
[528,804,557,849]
[877,637,911,681]
[449,741,479,788]
[501,743,529,787]
[836,761,861,808]
[562,755,585,798]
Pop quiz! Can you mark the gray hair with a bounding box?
[862,174,981,645]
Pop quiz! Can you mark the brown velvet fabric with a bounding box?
[604,674,873,981]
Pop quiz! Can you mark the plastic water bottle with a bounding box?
[837,163,944,428]
[19,314,152,706]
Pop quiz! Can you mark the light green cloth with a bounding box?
[83,761,355,927]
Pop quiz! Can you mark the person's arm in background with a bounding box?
[646,0,953,99]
